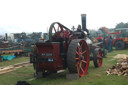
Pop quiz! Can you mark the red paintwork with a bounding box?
[105,37,124,46]
[96,36,103,40]
[34,22,103,77]
[41,39,46,42]
[36,43,65,71]
[53,23,63,39]
[75,40,90,77]
[101,27,128,46]
[112,38,124,45]
[97,49,103,67]
[100,27,110,34]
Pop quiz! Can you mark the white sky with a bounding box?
[0,0,128,35]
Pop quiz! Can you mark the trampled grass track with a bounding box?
[0,49,128,85]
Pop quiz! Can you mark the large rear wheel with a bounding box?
[115,41,125,50]
[67,39,90,77]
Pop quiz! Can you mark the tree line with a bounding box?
[115,22,128,28]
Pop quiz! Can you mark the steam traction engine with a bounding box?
[30,14,104,78]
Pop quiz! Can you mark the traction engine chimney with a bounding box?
[81,14,89,34]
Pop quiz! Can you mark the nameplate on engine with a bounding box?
[41,53,52,56]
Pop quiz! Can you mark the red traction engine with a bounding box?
[30,14,104,78]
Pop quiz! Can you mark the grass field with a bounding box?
[0,57,29,67]
[0,49,128,85]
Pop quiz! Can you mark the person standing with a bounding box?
[102,37,107,57]
[108,36,113,52]
[103,37,107,49]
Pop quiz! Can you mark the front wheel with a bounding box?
[93,48,103,67]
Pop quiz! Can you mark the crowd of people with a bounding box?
[97,35,113,52]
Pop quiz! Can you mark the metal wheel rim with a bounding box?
[49,22,63,41]
[97,50,103,67]
[75,40,89,76]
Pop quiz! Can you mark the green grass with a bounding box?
[0,49,128,85]
[0,57,29,67]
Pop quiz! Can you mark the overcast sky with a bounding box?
[0,0,128,35]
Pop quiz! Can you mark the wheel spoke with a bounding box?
[78,43,81,52]
[79,62,84,73]
[97,52,100,58]
[98,57,102,59]
[53,26,56,33]
[75,57,79,60]
[81,60,86,63]
[81,55,85,60]
[80,41,84,48]
[78,47,81,52]
[82,50,86,54]
[97,55,100,58]
[57,25,60,31]
[80,67,84,73]
[76,62,80,74]
[72,40,89,76]
[76,51,79,55]
[97,52,102,59]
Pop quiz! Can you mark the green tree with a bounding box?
[115,22,128,28]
